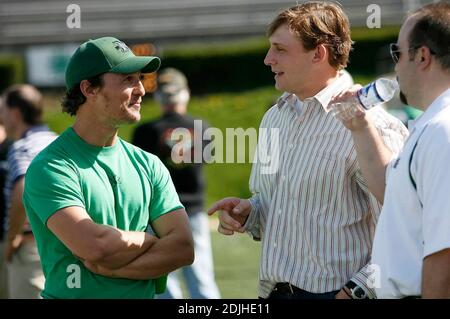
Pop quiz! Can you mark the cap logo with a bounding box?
[113,40,130,53]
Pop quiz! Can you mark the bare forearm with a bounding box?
[422,249,450,298]
[6,205,26,241]
[109,232,194,280]
[91,227,157,269]
[6,179,27,241]
[351,123,392,203]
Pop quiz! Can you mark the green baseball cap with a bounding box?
[65,36,161,91]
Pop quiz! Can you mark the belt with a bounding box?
[273,283,305,294]
[271,283,339,299]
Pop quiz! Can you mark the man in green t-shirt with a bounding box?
[22,37,194,299]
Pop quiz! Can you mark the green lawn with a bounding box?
[210,224,261,299]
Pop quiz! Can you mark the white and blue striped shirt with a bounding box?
[4,125,57,234]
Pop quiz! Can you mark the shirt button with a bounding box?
[289,144,294,149]
[274,242,277,248]
[278,209,282,215]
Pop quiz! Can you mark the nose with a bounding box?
[264,49,274,66]
[135,79,145,97]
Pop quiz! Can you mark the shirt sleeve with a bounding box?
[245,110,278,241]
[243,194,262,241]
[355,108,409,222]
[356,108,409,187]
[350,262,378,299]
[414,124,450,258]
[23,157,85,227]
[7,144,32,185]
[148,154,184,222]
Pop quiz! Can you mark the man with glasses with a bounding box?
[332,2,450,298]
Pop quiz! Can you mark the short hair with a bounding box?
[2,84,43,125]
[408,2,450,71]
[267,1,353,70]
[61,74,104,116]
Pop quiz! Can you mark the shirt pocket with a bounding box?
[289,149,347,209]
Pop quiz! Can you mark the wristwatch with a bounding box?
[345,281,368,299]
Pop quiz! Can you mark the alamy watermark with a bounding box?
[366,4,381,29]
[169,120,279,175]
[66,4,81,29]
[66,3,382,30]
[66,264,81,288]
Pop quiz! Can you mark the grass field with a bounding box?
[211,228,261,299]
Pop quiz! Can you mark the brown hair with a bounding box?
[267,1,353,69]
[61,74,104,116]
[408,2,450,71]
[2,84,43,125]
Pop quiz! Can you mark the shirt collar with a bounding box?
[276,70,354,112]
[408,88,450,132]
[276,92,297,110]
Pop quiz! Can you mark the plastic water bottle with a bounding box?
[332,78,398,121]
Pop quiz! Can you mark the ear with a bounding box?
[312,44,328,64]
[416,46,433,70]
[79,79,100,100]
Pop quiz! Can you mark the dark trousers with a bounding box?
[267,283,340,300]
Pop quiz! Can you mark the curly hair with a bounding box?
[267,2,353,70]
[61,74,104,116]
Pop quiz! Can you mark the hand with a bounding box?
[330,85,371,132]
[5,234,23,262]
[335,288,352,299]
[207,197,251,235]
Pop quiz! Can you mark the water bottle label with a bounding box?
[357,82,385,110]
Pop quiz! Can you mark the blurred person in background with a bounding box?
[0,120,12,299]
[1,84,57,298]
[208,2,408,299]
[132,68,220,299]
[332,2,450,298]
[22,37,193,298]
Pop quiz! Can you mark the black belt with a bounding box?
[273,282,304,294]
[271,282,340,299]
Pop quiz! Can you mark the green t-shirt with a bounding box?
[23,127,183,299]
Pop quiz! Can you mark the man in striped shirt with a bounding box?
[1,84,57,298]
[208,2,408,299]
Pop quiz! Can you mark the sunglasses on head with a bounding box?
[389,43,436,64]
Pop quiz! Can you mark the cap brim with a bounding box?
[110,56,161,74]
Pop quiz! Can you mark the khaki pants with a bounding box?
[0,241,8,299]
[7,239,45,299]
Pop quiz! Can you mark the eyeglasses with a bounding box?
[389,43,436,64]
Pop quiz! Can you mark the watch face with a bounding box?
[353,287,367,299]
